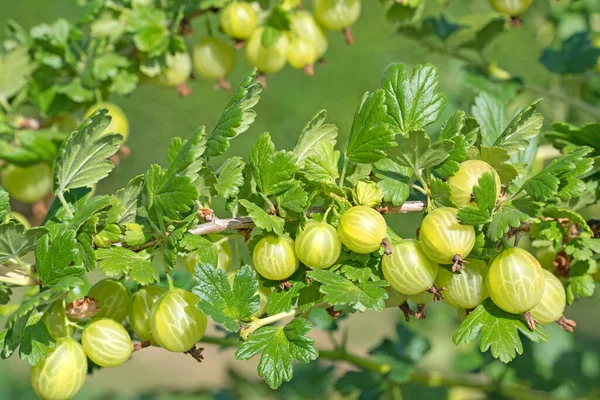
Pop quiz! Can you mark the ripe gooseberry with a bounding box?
[530,270,569,326]
[129,285,168,343]
[220,1,258,40]
[486,247,545,314]
[447,160,501,207]
[290,11,328,59]
[252,235,299,280]
[419,207,476,269]
[286,36,317,75]
[313,0,361,31]
[152,52,192,88]
[245,27,289,74]
[184,234,233,274]
[489,0,532,16]
[295,221,341,269]
[2,163,53,204]
[435,259,488,310]
[42,301,74,340]
[382,240,439,295]
[84,102,129,142]
[149,288,208,352]
[82,319,133,367]
[337,206,387,254]
[88,279,132,322]
[193,37,236,83]
[227,272,271,318]
[31,338,87,400]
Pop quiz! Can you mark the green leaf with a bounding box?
[293,110,338,168]
[474,146,519,186]
[0,187,9,222]
[143,164,198,222]
[0,131,58,166]
[216,156,245,199]
[373,159,410,206]
[179,234,218,267]
[546,122,600,154]
[564,236,600,261]
[565,260,596,305]
[0,223,47,264]
[235,319,318,389]
[453,298,549,363]
[307,269,388,312]
[35,230,84,286]
[0,46,34,99]
[422,15,462,40]
[543,207,593,235]
[493,99,543,153]
[429,178,457,208]
[277,182,308,217]
[304,142,340,185]
[460,17,505,51]
[54,78,95,103]
[192,264,260,332]
[206,69,262,158]
[435,111,478,178]
[261,6,292,47]
[346,89,397,164]
[540,32,600,74]
[162,213,196,271]
[53,109,122,194]
[487,199,541,241]
[113,175,143,225]
[19,322,55,366]
[95,247,158,285]
[239,200,285,236]
[472,92,506,147]
[457,173,498,226]
[2,276,83,362]
[250,132,299,196]
[380,63,446,134]
[93,53,129,81]
[268,268,309,315]
[386,130,453,171]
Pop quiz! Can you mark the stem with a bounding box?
[57,193,74,217]
[0,96,12,113]
[411,184,427,195]
[166,273,174,290]
[338,157,349,188]
[240,310,296,340]
[319,348,391,375]
[501,236,512,249]
[261,193,276,214]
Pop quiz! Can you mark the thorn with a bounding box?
[556,315,576,332]
[427,285,446,301]
[398,302,415,322]
[184,345,205,362]
[523,311,539,331]
[381,238,392,256]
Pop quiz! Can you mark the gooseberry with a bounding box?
[88,279,132,322]
[84,102,129,142]
[152,52,192,88]
[245,27,289,74]
[129,285,168,343]
[435,259,488,309]
[220,1,259,40]
[252,235,299,281]
[295,221,341,269]
[42,301,74,340]
[530,269,567,325]
[382,240,439,295]
[337,206,387,254]
[193,37,236,82]
[447,160,501,207]
[82,319,133,367]
[489,0,532,16]
[313,0,361,31]
[2,163,53,204]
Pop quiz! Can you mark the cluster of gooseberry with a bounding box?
[243,158,574,333]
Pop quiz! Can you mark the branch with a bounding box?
[0,265,39,286]
[197,335,582,400]
[187,201,425,236]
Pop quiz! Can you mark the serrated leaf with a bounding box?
[540,32,600,74]
[493,99,543,153]
[206,69,262,158]
[457,173,498,226]
[0,187,9,222]
[0,46,34,99]
[0,131,58,166]
[460,17,505,51]
[95,247,158,285]
[293,110,337,168]
[277,182,308,217]
[472,92,506,147]
[19,322,55,366]
[179,234,219,267]
[564,236,600,261]
[53,109,122,194]
[0,223,47,264]
[346,89,396,164]
[304,142,340,185]
[475,146,519,186]
[235,319,318,389]
[386,130,453,171]
[143,164,198,222]
[453,298,549,363]
[543,207,593,235]
[307,269,388,312]
[216,156,245,199]
[192,264,259,332]
[163,213,196,271]
[435,111,476,177]
[239,199,284,236]
[250,132,299,196]
[380,63,446,134]
[36,230,83,286]
[487,199,541,241]
[565,265,596,305]
[113,175,143,225]
[429,178,457,208]
[372,158,410,206]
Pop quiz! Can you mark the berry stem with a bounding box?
[523,311,539,331]
[399,302,415,322]
[381,238,393,256]
[133,341,152,351]
[343,27,355,45]
[556,315,577,332]
[240,309,296,340]
[427,285,446,301]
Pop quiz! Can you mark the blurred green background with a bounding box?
[1,0,599,398]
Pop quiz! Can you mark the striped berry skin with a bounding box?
[295,221,341,269]
[384,287,408,308]
[129,285,168,343]
[252,235,299,281]
[448,160,501,207]
[313,0,361,31]
[531,269,566,325]
[88,279,132,322]
[82,319,133,367]
[486,247,545,314]
[382,240,439,295]
[419,207,476,264]
[337,206,387,254]
[408,290,435,305]
[436,259,489,309]
[149,289,208,353]
[31,338,87,400]
[220,1,258,40]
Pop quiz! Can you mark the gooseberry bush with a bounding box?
[0,60,598,398]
